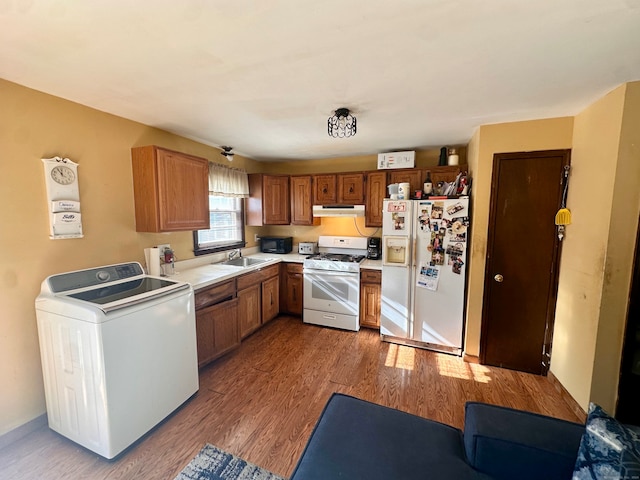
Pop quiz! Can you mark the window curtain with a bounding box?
[208,162,249,198]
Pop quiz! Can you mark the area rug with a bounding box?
[175,443,284,480]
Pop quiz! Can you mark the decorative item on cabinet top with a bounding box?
[377,151,415,170]
[42,156,83,239]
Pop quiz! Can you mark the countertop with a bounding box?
[169,252,381,291]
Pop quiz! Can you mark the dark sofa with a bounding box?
[290,393,585,480]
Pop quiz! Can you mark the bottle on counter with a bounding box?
[423,171,433,196]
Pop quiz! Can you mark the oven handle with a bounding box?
[303,269,359,277]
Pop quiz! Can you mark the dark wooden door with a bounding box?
[616,222,640,426]
[480,150,570,375]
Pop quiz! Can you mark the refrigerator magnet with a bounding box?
[417,265,440,291]
[387,201,406,212]
[446,202,465,216]
[452,215,470,226]
[391,212,406,230]
[450,232,466,243]
[445,243,464,257]
[452,258,464,275]
[418,208,430,231]
[432,250,445,266]
[431,202,444,219]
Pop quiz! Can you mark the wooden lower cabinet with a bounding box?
[194,263,282,368]
[262,275,280,323]
[360,269,381,329]
[238,284,261,339]
[196,298,239,368]
[237,263,280,332]
[280,263,303,315]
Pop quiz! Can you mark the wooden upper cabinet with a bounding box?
[131,145,210,232]
[290,175,320,226]
[337,173,365,204]
[313,174,337,205]
[247,174,290,226]
[365,171,387,227]
[425,165,468,187]
[388,169,423,197]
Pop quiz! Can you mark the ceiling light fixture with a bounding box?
[328,108,356,138]
[220,146,234,162]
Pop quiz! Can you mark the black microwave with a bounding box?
[260,236,293,254]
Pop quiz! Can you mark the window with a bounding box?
[193,162,249,256]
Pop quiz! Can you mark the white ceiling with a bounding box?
[2,1,640,162]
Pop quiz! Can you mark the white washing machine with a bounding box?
[35,262,199,459]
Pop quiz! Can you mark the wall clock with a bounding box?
[42,156,83,239]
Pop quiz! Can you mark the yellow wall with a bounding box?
[552,82,640,412]
[464,117,575,357]
[0,79,261,435]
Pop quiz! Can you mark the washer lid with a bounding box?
[43,262,190,313]
[67,277,177,305]
[62,278,190,313]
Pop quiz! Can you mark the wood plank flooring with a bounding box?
[0,316,582,479]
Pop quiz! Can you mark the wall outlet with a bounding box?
[254,234,259,242]
[156,243,171,256]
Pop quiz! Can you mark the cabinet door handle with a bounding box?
[349,186,354,193]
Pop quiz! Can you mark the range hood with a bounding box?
[312,205,365,218]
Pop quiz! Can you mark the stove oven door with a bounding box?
[303,269,360,316]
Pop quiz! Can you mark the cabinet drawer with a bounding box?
[195,279,236,309]
[360,269,381,283]
[237,264,279,290]
[285,263,303,274]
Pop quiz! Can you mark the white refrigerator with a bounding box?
[380,197,469,355]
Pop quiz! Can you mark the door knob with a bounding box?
[494,274,504,283]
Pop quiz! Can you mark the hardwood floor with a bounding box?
[0,316,582,479]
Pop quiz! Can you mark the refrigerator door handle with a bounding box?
[411,238,417,268]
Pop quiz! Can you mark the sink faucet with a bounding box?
[228,249,241,260]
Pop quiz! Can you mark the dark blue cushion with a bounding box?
[464,402,584,480]
[573,403,640,479]
[291,393,490,480]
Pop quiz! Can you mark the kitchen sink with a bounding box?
[218,257,267,267]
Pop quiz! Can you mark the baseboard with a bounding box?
[0,414,47,452]
[547,371,586,423]
[463,353,479,364]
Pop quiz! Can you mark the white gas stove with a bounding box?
[303,236,368,331]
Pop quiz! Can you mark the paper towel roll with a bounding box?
[145,247,162,276]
